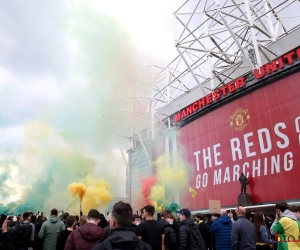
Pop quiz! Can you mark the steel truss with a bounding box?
[174,0,300,94]
[117,0,300,170]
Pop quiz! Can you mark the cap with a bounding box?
[23,212,32,219]
[178,208,191,218]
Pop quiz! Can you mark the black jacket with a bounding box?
[56,230,72,250]
[197,221,212,249]
[33,217,43,239]
[178,218,206,250]
[158,220,177,250]
[0,232,10,250]
[231,216,256,250]
[92,227,152,250]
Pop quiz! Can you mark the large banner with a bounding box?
[178,71,300,210]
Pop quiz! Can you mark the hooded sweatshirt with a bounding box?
[38,215,65,250]
[210,215,232,250]
[64,222,106,250]
[271,209,300,250]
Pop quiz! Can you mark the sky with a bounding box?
[0,0,179,207]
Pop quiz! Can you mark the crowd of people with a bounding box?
[0,201,299,250]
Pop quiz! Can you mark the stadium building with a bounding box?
[119,0,300,213]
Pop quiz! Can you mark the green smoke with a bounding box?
[164,203,180,215]
[1,2,138,214]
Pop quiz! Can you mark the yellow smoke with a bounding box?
[68,176,113,214]
[152,201,164,212]
[156,154,188,190]
[81,176,113,214]
[150,184,166,203]
[149,154,189,206]
[68,183,87,203]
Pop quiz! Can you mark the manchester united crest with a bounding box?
[230,108,250,131]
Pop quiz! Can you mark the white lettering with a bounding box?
[244,132,256,157]
[214,169,222,185]
[271,154,280,174]
[264,157,268,175]
[284,152,293,171]
[213,143,222,166]
[258,128,272,154]
[203,147,212,169]
[202,173,208,187]
[194,151,201,171]
[196,174,201,189]
[295,116,300,133]
[274,122,289,149]
[243,162,250,177]
[233,165,240,181]
[230,138,242,161]
[252,159,261,177]
[223,167,230,183]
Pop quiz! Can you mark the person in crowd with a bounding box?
[271,201,300,249]
[158,213,177,250]
[92,201,152,250]
[80,215,87,226]
[132,214,142,226]
[137,205,165,250]
[74,215,80,228]
[62,213,69,227]
[104,213,111,234]
[206,214,214,227]
[64,209,106,250]
[289,206,300,222]
[178,208,206,250]
[38,209,65,250]
[10,212,35,250]
[264,214,273,231]
[56,215,76,250]
[0,218,10,249]
[253,211,274,249]
[195,213,212,250]
[210,209,232,250]
[7,216,15,235]
[98,214,107,229]
[17,215,22,224]
[31,213,43,240]
[160,210,171,220]
[231,206,256,250]
[157,213,162,222]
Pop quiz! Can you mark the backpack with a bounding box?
[187,225,206,250]
[11,222,33,248]
[201,222,212,246]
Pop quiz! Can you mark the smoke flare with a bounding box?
[68,183,87,203]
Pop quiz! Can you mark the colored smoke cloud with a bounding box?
[0,1,139,214]
[68,177,113,214]
[82,177,113,214]
[140,153,189,210]
[141,176,157,205]
[68,183,87,203]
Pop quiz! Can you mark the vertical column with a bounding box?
[171,132,180,205]
[203,12,215,90]
[244,0,262,67]
[126,148,133,205]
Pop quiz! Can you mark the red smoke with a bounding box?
[141,176,157,204]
